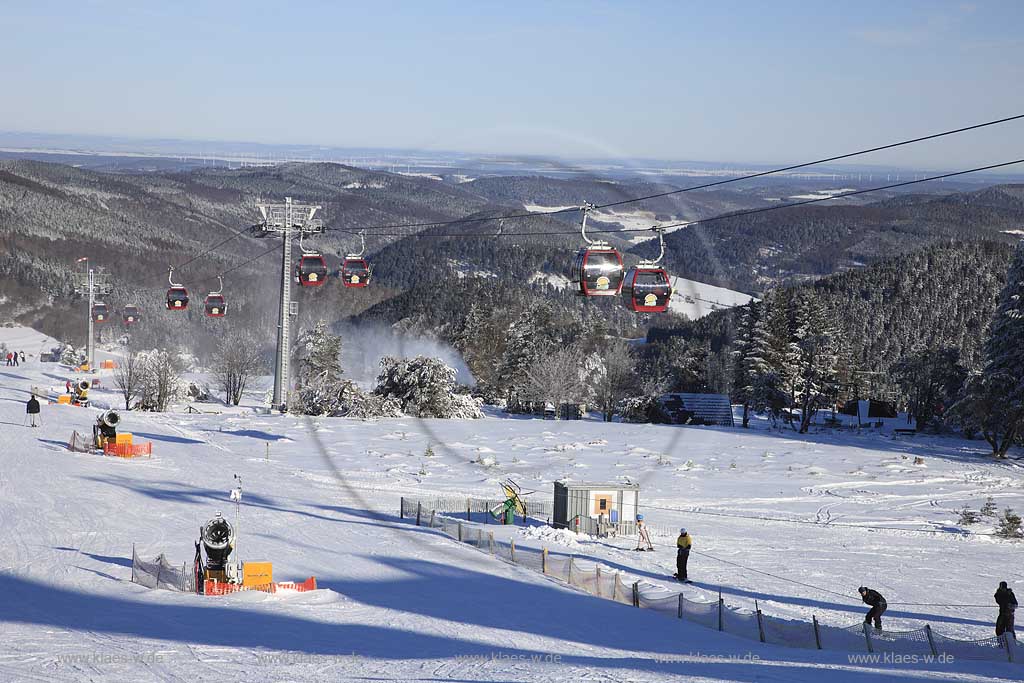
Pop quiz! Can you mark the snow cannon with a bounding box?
[72,380,91,407]
[93,410,120,448]
[200,512,236,582]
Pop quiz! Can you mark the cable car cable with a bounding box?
[322,158,1024,239]
[327,113,1024,235]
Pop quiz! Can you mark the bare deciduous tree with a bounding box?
[139,350,182,412]
[213,331,265,406]
[592,340,638,422]
[114,349,144,410]
[525,346,582,418]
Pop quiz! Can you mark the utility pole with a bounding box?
[73,258,112,370]
[253,197,323,412]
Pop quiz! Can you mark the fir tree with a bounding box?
[953,242,1024,457]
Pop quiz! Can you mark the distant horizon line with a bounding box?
[2,128,1020,179]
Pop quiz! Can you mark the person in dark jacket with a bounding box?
[26,396,41,427]
[996,581,1017,636]
[859,586,887,629]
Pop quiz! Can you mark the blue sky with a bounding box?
[1,0,1022,167]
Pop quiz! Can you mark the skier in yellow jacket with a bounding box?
[675,528,692,582]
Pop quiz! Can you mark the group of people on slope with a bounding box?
[858,583,1016,636]
[4,350,25,366]
[666,526,1016,637]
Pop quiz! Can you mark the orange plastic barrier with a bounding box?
[101,360,117,370]
[103,442,153,458]
[57,395,72,405]
[203,576,317,596]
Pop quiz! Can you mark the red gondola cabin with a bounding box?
[122,305,140,325]
[166,287,189,310]
[91,303,109,323]
[623,267,672,313]
[571,247,624,297]
[295,255,328,287]
[204,294,226,318]
[340,258,371,288]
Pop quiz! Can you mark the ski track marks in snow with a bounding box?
[2,326,1024,681]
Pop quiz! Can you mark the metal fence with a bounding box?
[404,495,553,524]
[401,497,1020,664]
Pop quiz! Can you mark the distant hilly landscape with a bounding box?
[1,155,1021,381]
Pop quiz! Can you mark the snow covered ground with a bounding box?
[668,277,755,318]
[2,324,1023,682]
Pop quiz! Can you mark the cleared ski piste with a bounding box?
[1,324,1022,682]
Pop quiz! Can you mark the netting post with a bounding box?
[568,556,574,585]
[477,528,483,548]
[863,622,874,653]
[678,593,684,619]
[467,500,471,522]
[924,624,937,657]
[488,531,494,554]
[416,502,422,526]
[542,547,548,574]
[131,544,136,583]
[430,510,435,527]
[755,600,765,643]
[632,581,640,608]
[718,590,724,632]
[812,615,822,650]
[595,566,602,597]
[510,538,516,563]
[457,522,463,542]
[612,574,619,602]
[400,497,404,519]
[1006,634,1016,663]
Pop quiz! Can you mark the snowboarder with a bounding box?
[859,586,887,629]
[25,395,40,427]
[634,514,653,551]
[996,581,1017,637]
[674,528,692,582]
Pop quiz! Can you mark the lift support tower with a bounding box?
[253,197,323,412]
[73,258,113,370]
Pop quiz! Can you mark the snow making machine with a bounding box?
[192,483,317,595]
[71,379,91,407]
[196,511,238,586]
[92,410,121,449]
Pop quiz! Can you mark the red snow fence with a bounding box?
[103,441,153,458]
[203,577,317,596]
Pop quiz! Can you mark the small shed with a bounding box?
[553,481,639,536]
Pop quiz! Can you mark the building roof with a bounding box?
[555,481,640,490]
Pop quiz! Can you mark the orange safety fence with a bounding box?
[104,442,153,458]
[203,577,317,596]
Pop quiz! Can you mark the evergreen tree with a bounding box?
[292,320,347,415]
[791,292,840,433]
[892,347,967,431]
[953,242,1024,457]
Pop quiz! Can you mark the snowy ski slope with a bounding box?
[1,325,1022,682]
